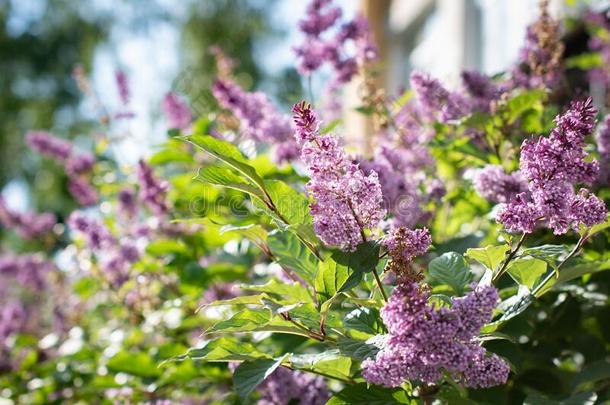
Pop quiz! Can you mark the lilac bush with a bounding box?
[3,0,610,404]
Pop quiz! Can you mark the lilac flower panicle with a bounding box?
[512,3,564,89]
[294,102,385,251]
[0,197,56,239]
[162,92,192,130]
[410,72,467,123]
[294,0,376,84]
[461,70,503,113]
[115,70,130,105]
[292,101,319,145]
[26,131,72,162]
[471,165,528,204]
[298,0,342,37]
[67,211,114,251]
[382,227,431,264]
[498,98,607,234]
[240,366,330,405]
[0,254,52,291]
[596,115,610,183]
[118,188,138,218]
[68,177,99,206]
[137,160,169,215]
[362,283,509,388]
[213,79,297,162]
[0,301,27,343]
[65,152,95,176]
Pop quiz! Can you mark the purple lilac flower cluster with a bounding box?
[212,79,299,163]
[362,282,510,388]
[137,160,169,216]
[68,211,140,287]
[460,70,505,113]
[26,131,98,206]
[0,254,53,292]
[294,0,376,86]
[0,196,56,239]
[585,11,610,86]
[293,102,385,251]
[498,98,607,234]
[382,226,431,280]
[470,165,529,204]
[256,366,330,405]
[511,0,564,90]
[0,301,27,345]
[410,72,468,123]
[597,115,610,184]
[162,92,192,131]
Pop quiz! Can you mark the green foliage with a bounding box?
[427,252,473,295]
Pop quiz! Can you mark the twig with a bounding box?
[493,233,527,282]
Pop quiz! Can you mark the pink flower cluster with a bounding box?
[362,283,509,389]
[26,131,98,206]
[0,196,56,240]
[293,102,385,251]
[498,98,607,234]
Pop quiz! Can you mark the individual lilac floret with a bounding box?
[137,160,169,216]
[292,102,385,251]
[362,282,509,389]
[410,72,467,123]
[213,79,298,163]
[471,165,528,204]
[162,92,192,131]
[26,131,72,162]
[65,152,95,176]
[498,98,607,234]
[68,177,99,206]
[252,366,330,405]
[0,197,56,240]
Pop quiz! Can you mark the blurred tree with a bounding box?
[0,0,108,188]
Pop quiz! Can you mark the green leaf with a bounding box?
[267,230,318,284]
[427,252,473,295]
[239,279,312,303]
[149,148,194,165]
[289,350,354,381]
[167,337,270,364]
[565,52,602,69]
[254,180,310,225]
[220,223,267,245]
[315,258,354,304]
[498,286,535,322]
[206,309,271,334]
[195,166,265,200]
[233,355,288,399]
[504,89,546,124]
[184,134,267,193]
[570,358,610,391]
[146,239,189,256]
[338,337,382,361]
[524,391,597,405]
[327,383,414,404]
[331,240,380,275]
[466,245,510,271]
[344,308,384,335]
[107,351,161,378]
[507,258,547,289]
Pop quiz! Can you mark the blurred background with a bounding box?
[0,0,606,214]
